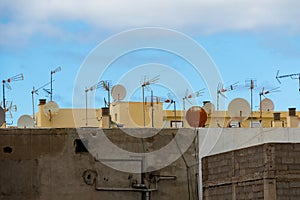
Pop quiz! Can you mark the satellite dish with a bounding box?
[186,106,207,128]
[43,101,59,117]
[111,84,127,101]
[260,98,274,112]
[228,98,251,122]
[203,102,215,115]
[17,115,34,128]
[0,106,5,126]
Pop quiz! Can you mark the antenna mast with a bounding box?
[2,73,24,126]
[50,66,61,101]
[259,87,280,124]
[141,75,159,127]
[245,79,256,128]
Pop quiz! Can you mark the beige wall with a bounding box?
[34,100,300,128]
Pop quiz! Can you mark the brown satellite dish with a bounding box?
[260,98,274,112]
[228,98,251,122]
[0,106,5,126]
[186,106,207,128]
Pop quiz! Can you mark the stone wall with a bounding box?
[0,128,199,200]
[202,143,300,200]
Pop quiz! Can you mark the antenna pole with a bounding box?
[2,80,5,126]
[174,101,177,128]
[299,74,300,92]
[50,71,53,101]
[151,89,154,128]
[259,92,262,124]
[85,88,88,127]
[142,85,145,127]
[107,82,111,128]
[251,82,253,128]
[2,80,5,110]
[32,87,35,127]
[217,92,220,112]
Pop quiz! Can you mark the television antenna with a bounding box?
[31,81,52,126]
[216,82,238,112]
[228,98,251,127]
[276,70,300,92]
[145,89,160,128]
[17,115,34,128]
[2,73,24,126]
[50,66,61,101]
[259,87,280,123]
[100,80,113,127]
[6,101,17,119]
[141,75,159,127]
[182,88,205,111]
[84,81,104,126]
[245,79,257,127]
[164,93,178,128]
[43,101,59,122]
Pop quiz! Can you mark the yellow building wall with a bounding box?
[34,100,300,128]
[110,101,164,128]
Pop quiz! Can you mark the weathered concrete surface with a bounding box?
[202,143,300,200]
[0,128,199,200]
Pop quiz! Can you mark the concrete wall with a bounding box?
[202,143,300,200]
[0,128,199,200]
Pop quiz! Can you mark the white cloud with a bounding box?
[1,0,300,46]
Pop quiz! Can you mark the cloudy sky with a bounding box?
[1,0,300,125]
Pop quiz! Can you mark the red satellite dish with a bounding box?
[186,106,207,128]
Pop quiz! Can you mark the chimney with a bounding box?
[289,108,296,116]
[287,108,299,128]
[273,113,281,121]
[39,99,46,105]
[272,112,284,127]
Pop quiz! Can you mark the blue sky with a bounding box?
[1,0,300,125]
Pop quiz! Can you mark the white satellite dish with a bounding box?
[111,84,126,101]
[0,106,5,126]
[260,98,274,112]
[43,101,59,118]
[228,98,251,122]
[203,102,215,115]
[17,115,34,128]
